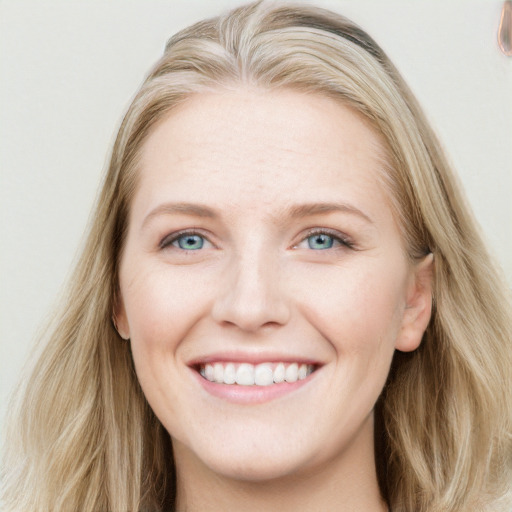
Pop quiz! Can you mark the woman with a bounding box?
[2,1,511,511]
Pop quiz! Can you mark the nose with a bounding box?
[211,246,291,332]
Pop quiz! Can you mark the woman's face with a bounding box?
[116,88,432,482]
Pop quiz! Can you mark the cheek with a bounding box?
[120,263,215,435]
[120,262,213,352]
[294,261,407,356]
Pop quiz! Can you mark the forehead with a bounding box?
[133,87,392,224]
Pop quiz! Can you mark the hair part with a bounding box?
[2,2,511,511]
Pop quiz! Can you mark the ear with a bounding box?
[395,253,434,352]
[112,292,131,340]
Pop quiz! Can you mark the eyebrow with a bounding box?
[141,201,373,229]
[282,202,373,224]
[142,202,217,228]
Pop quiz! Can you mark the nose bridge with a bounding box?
[211,235,290,331]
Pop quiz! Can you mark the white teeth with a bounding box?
[223,363,236,384]
[285,363,298,383]
[254,363,274,386]
[236,363,255,386]
[200,361,314,386]
[273,362,285,383]
[205,364,214,381]
[213,363,224,383]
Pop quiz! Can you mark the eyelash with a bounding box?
[159,228,354,252]
[298,228,355,250]
[159,229,210,250]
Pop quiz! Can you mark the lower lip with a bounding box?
[192,370,316,404]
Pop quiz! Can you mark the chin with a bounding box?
[201,450,308,483]
[172,428,320,484]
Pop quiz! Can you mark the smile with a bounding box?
[199,362,315,386]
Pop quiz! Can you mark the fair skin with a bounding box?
[116,87,433,511]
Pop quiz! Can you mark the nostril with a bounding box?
[211,292,291,332]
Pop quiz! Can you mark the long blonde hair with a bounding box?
[2,2,511,510]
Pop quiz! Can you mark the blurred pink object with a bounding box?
[498,1,512,55]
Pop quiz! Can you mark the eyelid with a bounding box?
[158,227,354,251]
[159,229,213,250]
[294,227,355,249]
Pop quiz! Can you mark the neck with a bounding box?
[172,414,388,512]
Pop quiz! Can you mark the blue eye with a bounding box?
[307,233,335,250]
[173,234,205,250]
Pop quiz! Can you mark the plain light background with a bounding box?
[1,0,511,439]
